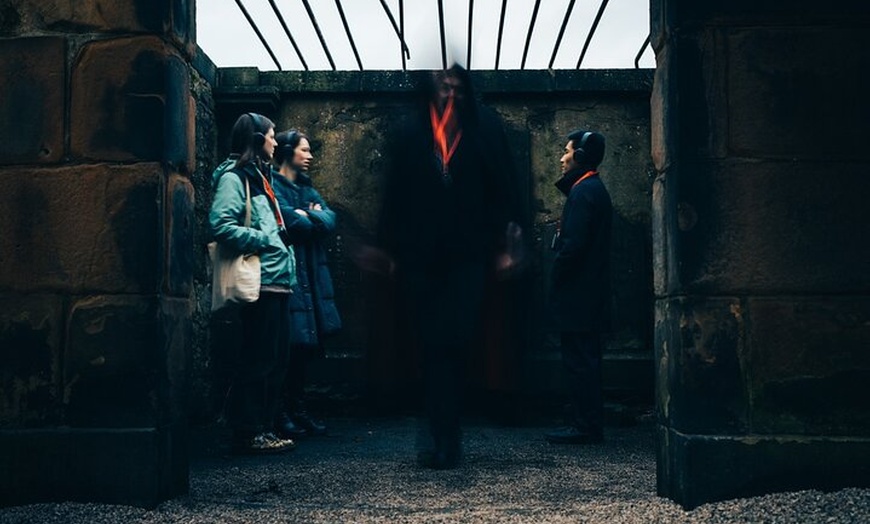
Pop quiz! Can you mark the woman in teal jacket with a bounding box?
[209,113,297,454]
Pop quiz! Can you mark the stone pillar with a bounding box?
[0,0,197,507]
[651,0,870,508]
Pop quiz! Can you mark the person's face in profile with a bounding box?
[560,140,578,175]
[292,137,313,172]
[261,127,277,160]
[434,72,466,111]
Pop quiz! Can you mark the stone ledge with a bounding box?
[0,426,187,509]
[213,69,655,95]
[657,426,870,509]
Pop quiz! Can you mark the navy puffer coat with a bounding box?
[272,171,342,353]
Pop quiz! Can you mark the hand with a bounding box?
[351,245,396,276]
[309,203,322,211]
[495,252,515,274]
[294,209,309,217]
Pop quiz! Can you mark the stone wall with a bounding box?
[0,0,208,508]
[198,69,655,420]
[651,0,870,509]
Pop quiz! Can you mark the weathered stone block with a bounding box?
[728,27,870,159]
[0,37,65,164]
[673,161,870,294]
[657,427,870,509]
[166,173,194,296]
[749,297,870,436]
[170,0,194,46]
[675,31,729,160]
[670,1,870,26]
[164,57,194,172]
[71,36,185,162]
[0,427,162,507]
[0,164,160,294]
[0,295,63,426]
[2,0,171,34]
[650,47,678,297]
[64,296,159,427]
[656,297,748,434]
[160,297,191,425]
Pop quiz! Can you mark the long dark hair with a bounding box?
[231,112,275,170]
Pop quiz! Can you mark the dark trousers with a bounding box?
[284,345,308,410]
[560,331,603,436]
[402,263,486,455]
[228,291,291,436]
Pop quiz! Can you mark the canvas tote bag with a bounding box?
[209,175,260,311]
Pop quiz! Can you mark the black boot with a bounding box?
[275,412,308,440]
[292,405,327,436]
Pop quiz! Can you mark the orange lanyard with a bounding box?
[257,168,285,229]
[429,98,463,174]
[572,170,598,189]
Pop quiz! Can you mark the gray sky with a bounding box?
[197,0,654,71]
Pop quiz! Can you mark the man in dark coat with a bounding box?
[375,64,523,468]
[545,129,612,445]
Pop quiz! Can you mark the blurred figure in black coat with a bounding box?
[363,64,524,469]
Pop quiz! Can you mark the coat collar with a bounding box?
[555,167,594,196]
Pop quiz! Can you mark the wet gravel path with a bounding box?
[2,418,868,523]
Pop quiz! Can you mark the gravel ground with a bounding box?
[1,418,868,523]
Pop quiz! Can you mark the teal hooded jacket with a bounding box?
[209,158,296,290]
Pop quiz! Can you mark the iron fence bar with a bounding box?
[300,0,336,70]
[377,0,411,68]
[576,0,610,69]
[334,0,363,70]
[548,0,576,70]
[234,0,282,70]
[466,0,474,68]
[399,0,406,69]
[267,0,307,71]
[520,0,542,69]
[634,34,650,68]
[495,0,508,69]
[437,0,447,69]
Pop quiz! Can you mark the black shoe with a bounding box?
[292,411,327,436]
[416,448,461,470]
[275,412,308,439]
[544,426,603,445]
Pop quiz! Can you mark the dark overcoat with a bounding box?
[272,171,341,352]
[550,169,613,333]
[378,101,520,274]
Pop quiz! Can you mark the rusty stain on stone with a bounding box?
[84,316,106,335]
[730,303,743,321]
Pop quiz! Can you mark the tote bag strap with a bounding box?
[244,176,252,227]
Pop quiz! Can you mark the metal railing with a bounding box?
[233,0,651,71]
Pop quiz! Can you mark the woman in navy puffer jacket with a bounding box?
[271,129,342,438]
